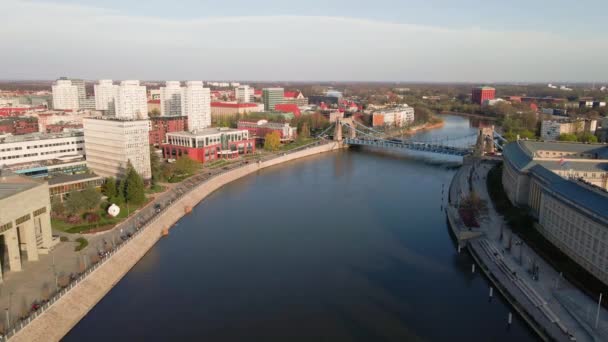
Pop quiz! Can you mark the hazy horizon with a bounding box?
[2,0,608,82]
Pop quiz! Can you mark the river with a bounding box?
[64,115,537,341]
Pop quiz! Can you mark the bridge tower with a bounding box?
[333,118,357,141]
[475,125,495,156]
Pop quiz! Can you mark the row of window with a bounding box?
[1,148,82,160]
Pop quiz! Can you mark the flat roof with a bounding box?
[166,128,248,137]
[0,170,43,200]
[504,140,608,172]
[0,130,84,144]
[48,173,103,186]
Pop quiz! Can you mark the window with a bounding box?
[33,207,46,217]
[0,222,13,233]
[16,214,31,225]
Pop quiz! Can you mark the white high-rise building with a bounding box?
[160,81,183,116]
[52,80,79,111]
[115,80,148,120]
[94,80,118,112]
[235,85,253,103]
[182,81,211,131]
[83,117,151,180]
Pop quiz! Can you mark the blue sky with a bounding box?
[2,0,608,82]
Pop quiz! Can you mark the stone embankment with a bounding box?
[10,141,344,342]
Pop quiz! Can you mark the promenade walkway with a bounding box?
[450,160,608,341]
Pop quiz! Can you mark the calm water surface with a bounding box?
[64,115,537,341]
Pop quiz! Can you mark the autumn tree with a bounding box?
[264,131,281,151]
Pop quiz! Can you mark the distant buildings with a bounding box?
[309,95,340,106]
[160,81,183,116]
[52,79,79,111]
[114,80,148,120]
[283,91,308,107]
[263,88,284,111]
[502,140,608,285]
[0,131,84,166]
[94,80,118,112]
[0,117,39,135]
[472,86,496,105]
[210,102,262,122]
[579,100,607,109]
[372,105,415,127]
[83,117,151,180]
[540,119,597,141]
[237,120,296,141]
[274,103,301,119]
[235,85,253,103]
[0,170,56,279]
[163,128,254,163]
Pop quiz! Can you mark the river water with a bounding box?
[64,115,537,341]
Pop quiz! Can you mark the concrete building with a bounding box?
[51,80,79,111]
[472,86,496,105]
[69,78,86,109]
[263,88,284,111]
[540,119,597,141]
[114,80,148,120]
[283,91,308,107]
[83,117,151,180]
[0,170,55,281]
[160,81,183,117]
[163,128,254,163]
[48,173,104,201]
[502,140,608,285]
[372,105,415,127]
[94,80,118,112]
[235,85,253,103]
[182,81,211,131]
[0,131,84,166]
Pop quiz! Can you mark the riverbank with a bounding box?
[9,141,345,342]
[440,111,499,121]
[448,160,605,342]
[383,118,445,138]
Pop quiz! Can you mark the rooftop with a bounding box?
[166,127,247,137]
[48,173,103,186]
[0,130,84,144]
[0,169,43,200]
[211,102,258,108]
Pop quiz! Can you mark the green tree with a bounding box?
[102,177,117,199]
[174,157,198,176]
[51,196,66,217]
[264,131,281,151]
[123,161,146,205]
[150,148,163,183]
[80,186,101,211]
[558,133,578,142]
[579,132,598,143]
[65,190,85,215]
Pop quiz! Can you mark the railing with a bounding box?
[1,139,334,341]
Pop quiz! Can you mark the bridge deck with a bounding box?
[344,138,473,156]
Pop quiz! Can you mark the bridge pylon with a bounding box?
[333,118,357,142]
[475,125,495,156]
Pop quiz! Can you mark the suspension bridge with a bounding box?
[316,118,504,157]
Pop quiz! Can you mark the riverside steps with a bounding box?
[9,141,344,342]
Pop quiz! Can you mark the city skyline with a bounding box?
[3,0,608,82]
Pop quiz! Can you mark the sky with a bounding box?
[2,0,608,82]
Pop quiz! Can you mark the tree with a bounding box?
[264,131,281,151]
[174,157,198,176]
[149,108,160,117]
[102,177,117,199]
[299,122,310,140]
[579,132,598,143]
[123,161,146,205]
[80,186,101,211]
[65,190,86,215]
[150,148,163,183]
[51,196,66,217]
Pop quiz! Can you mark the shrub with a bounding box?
[84,212,100,223]
[66,215,82,224]
[59,236,69,242]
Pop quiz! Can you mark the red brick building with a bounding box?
[237,120,296,141]
[149,116,188,146]
[162,128,255,163]
[46,123,83,133]
[472,87,496,105]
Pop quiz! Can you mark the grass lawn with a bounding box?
[487,163,608,298]
[52,200,148,234]
[279,138,316,151]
